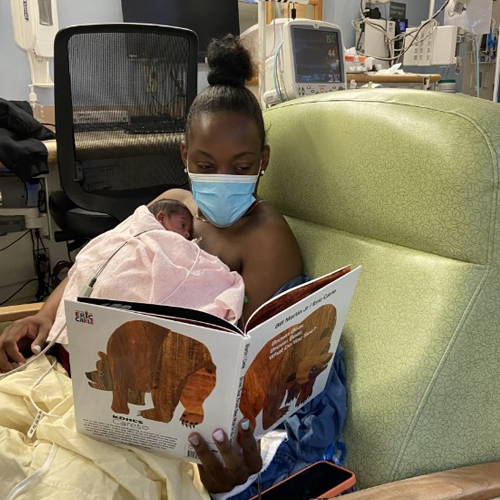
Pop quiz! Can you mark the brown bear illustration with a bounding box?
[239,304,336,430]
[86,320,216,427]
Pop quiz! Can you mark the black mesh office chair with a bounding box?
[50,23,198,244]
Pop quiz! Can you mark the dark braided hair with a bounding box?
[186,34,266,148]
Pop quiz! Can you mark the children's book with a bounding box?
[65,265,361,462]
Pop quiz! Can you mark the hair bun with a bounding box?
[206,34,254,87]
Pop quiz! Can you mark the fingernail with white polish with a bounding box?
[33,345,42,354]
[213,429,224,442]
[188,434,200,447]
[241,419,250,431]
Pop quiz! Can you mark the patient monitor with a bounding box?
[10,0,59,88]
[263,20,346,106]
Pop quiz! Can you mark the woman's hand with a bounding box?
[190,419,262,494]
[0,314,52,373]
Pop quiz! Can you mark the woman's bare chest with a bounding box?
[193,220,242,272]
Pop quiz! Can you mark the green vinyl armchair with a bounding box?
[2,88,500,499]
[260,88,500,499]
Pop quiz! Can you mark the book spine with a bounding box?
[228,338,251,441]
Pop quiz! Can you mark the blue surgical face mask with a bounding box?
[188,166,261,228]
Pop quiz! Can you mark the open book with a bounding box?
[65,265,361,462]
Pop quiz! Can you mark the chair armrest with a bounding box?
[345,461,500,500]
[0,303,44,323]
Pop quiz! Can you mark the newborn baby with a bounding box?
[149,199,193,240]
[48,200,245,347]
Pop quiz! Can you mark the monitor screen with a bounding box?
[291,26,343,84]
[121,0,240,63]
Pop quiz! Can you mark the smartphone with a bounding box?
[249,461,356,500]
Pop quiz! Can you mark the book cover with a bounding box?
[65,265,360,462]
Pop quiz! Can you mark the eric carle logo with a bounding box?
[74,310,94,325]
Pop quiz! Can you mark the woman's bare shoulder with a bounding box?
[245,200,300,253]
[251,199,293,230]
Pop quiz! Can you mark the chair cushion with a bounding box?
[261,89,500,488]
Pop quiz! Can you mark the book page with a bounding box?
[66,299,245,462]
[244,265,352,333]
[78,297,242,334]
[238,266,360,438]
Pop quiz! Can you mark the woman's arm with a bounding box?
[0,276,68,372]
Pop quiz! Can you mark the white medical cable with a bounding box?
[0,321,67,380]
[0,228,191,380]
[0,233,149,379]
[273,41,285,102]
[357,0,451,63]
[4,443,58,500]
[160,244,202,303]
[28,356,61,419]
[473,33,481,98]
[79,229,157,298]
[93,230,153,282]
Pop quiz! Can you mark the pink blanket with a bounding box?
[49,205,244,345]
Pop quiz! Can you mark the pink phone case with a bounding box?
[249,460,356,500]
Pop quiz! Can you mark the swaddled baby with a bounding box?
[48,199,245,347]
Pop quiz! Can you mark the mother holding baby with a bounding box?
[0,35,346,499]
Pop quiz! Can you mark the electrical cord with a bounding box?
[276,43,289,102]
[51,260,72,288]
[0,279,38,307]
[473,33,481,97]
[0,320,66,380]
[0,230,52,304]
[31,230,52,301]
[4,443,58,500]
[0,228,198,379]
[273,41,285,102]
[28,356,62,420]
[0,231,30,252]
[37,183,47,213]
[3,356,62,499]
[159,244,202,303]
[356,0,452,63]
[0,225,207,500]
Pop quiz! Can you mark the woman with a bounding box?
[0,35,346,498]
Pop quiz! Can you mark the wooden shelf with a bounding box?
[266,0,322,22]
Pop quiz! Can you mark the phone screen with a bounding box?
[254,461,355,500]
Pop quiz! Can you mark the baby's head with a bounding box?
[148,199,193,240]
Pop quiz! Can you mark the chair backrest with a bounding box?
[54,23,198,221]
[260,89,500,489]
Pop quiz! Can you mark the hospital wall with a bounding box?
[0,0,452,305]
[0,0,437,104]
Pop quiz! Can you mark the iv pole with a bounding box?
[257,0,267,107]
[429,0,436,18]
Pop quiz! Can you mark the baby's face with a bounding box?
[162,212,193,240]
